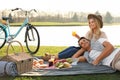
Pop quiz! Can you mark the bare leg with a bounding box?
[114,60,120,71]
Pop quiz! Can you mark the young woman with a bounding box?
[72,14,108,58]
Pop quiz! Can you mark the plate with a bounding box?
[39,64,48,68]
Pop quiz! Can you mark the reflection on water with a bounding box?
[10,26,120,46]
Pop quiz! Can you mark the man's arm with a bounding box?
[72,49,87,62]
[92,41,114,65]
[78,56,87,62]
[72,48,85,58]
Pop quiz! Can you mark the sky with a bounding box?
[1,0,120,16]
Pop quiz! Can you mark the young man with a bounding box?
[78,37,120,71]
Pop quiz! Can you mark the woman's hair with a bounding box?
[88,18,102,40]
[88,14,103,28]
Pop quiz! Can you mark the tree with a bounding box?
[104,12,113,23]
[8,13,13,23]
[72,12,79,22]
[95,11,101,15]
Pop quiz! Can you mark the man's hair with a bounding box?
[78,37,90,48]
[78,37,86,43]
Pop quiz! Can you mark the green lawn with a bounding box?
[10,22,88,26]
[9,22,120,27]
[0,46,120,80]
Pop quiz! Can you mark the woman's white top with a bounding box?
[89,38,120,66]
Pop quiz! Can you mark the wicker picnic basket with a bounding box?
[0,41,33,74]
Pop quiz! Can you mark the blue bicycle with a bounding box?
[0,8,40,54]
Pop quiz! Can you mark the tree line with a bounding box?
[1,10,120,24]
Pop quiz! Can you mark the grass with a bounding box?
[10,22,88,26]
[9,22,120,27]
[1,72,120,80]
[0,46,120,80]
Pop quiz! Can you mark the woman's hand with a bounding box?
[92,60,99,65]
[72,31,80,39]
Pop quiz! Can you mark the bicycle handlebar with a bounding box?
[11,8,37,17]
[11,8,37,13]
[11,8,19,11]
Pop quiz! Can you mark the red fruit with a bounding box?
[54,59,67,64]
[61,59,67,62]
[54,60,59,64]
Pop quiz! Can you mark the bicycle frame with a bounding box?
[0,8,40,54]
[2,17,29,42]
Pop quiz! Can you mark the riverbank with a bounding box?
[9,22,120,26]
[10,22,87,26]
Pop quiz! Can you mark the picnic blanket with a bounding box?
[0,61,18,76]
[21,62,116,76]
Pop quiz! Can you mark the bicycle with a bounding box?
[0,8,40,54]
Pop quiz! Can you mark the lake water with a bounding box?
[10,25,120,46]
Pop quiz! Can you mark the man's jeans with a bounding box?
[58,46,80,59]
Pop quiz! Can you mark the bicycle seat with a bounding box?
[2,16,10,20]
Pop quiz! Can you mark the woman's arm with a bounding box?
[92,41,114,65]
[75,34,80,39]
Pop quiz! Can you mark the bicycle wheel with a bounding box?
[0,26,6,49]
[25,26,40,54]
